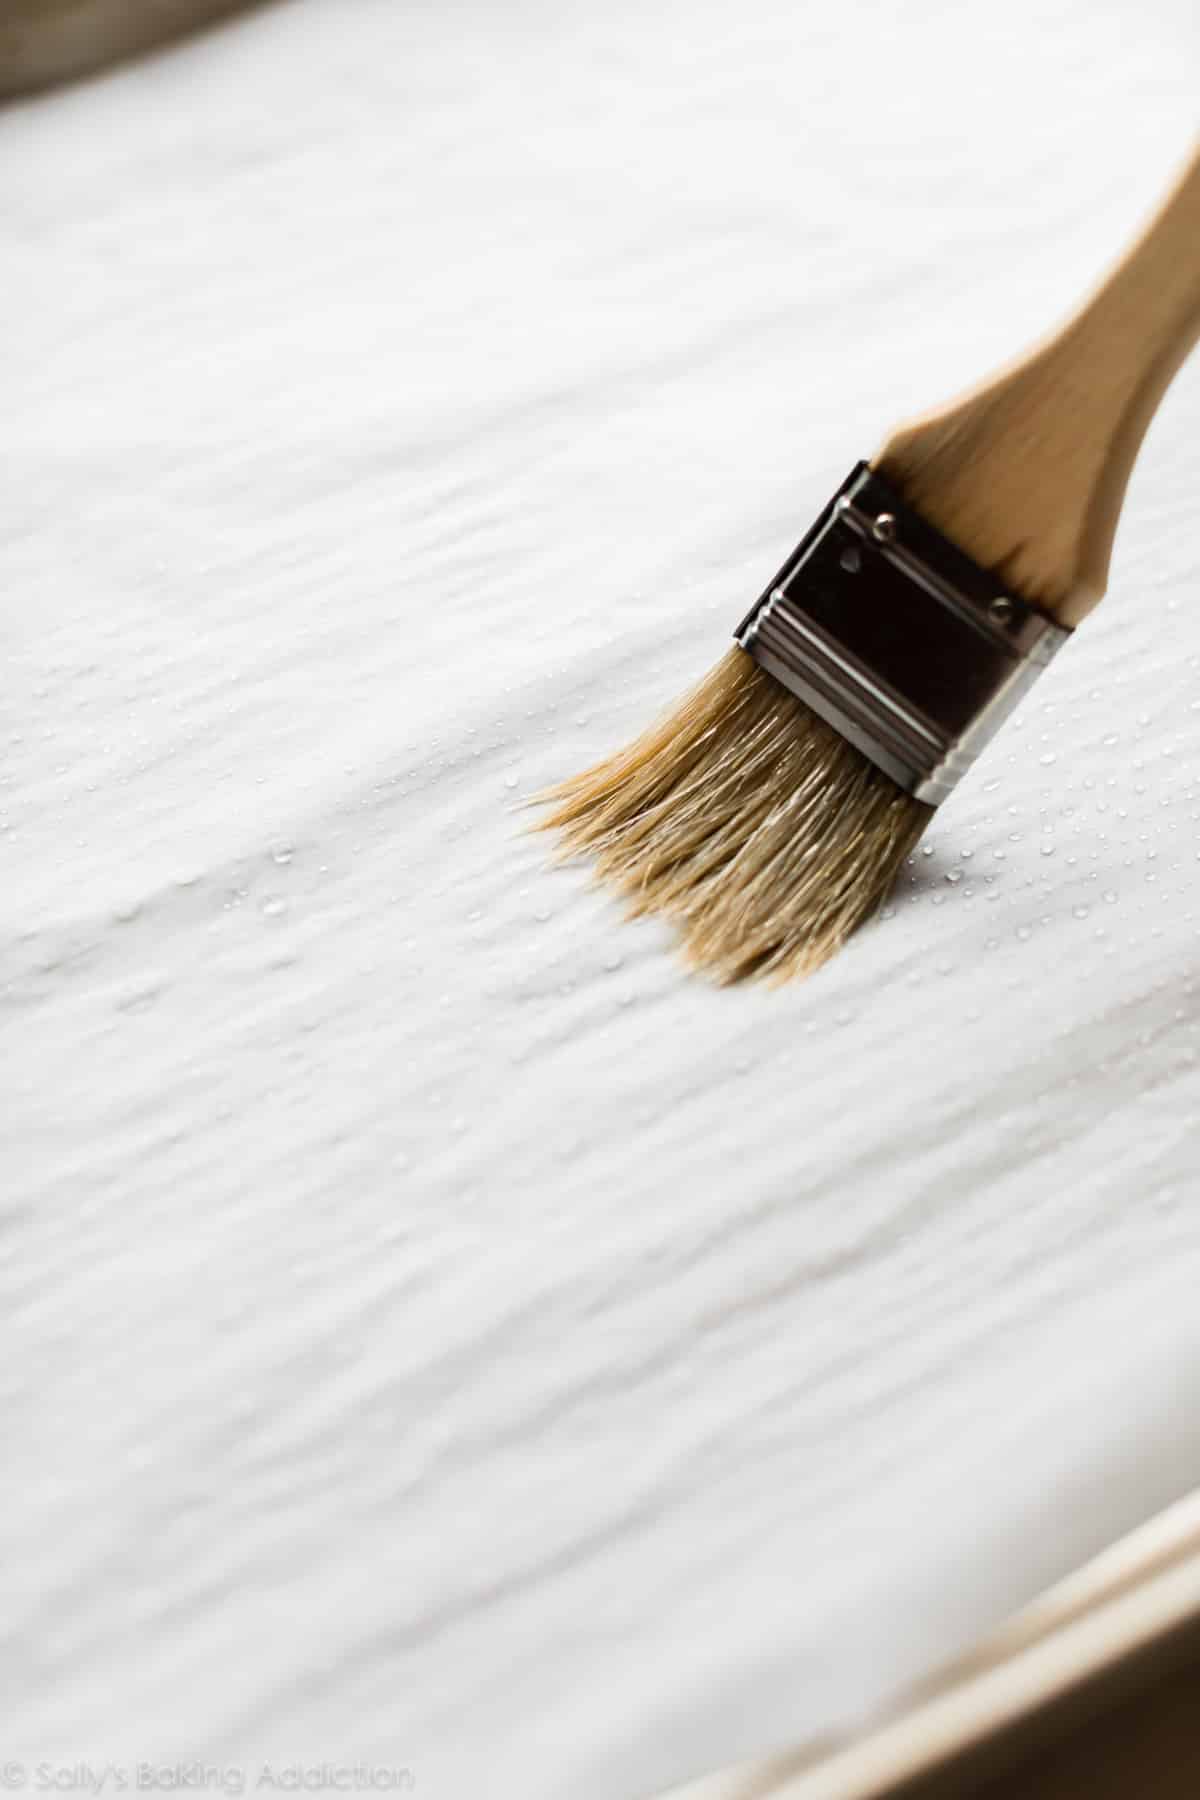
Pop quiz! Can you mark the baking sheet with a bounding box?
[5,2,1200,1795]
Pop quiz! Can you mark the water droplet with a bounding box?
[944,869,962,885]
[1040,844,1055,856]
[504,773,519,790]
[1073,904,1090,920]
[1039,753,1056,766]
[272,848,294,866]
[1015,925,1031,940]
[262,897,286,918]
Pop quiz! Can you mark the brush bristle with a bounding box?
[539,647,932,983]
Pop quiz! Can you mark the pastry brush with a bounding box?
[542,140,1200,983]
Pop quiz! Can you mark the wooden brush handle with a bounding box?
[876,141,1200,628]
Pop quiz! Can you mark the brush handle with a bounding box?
[875,141,1200,628]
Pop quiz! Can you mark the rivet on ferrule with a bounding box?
[734,463,1071,807]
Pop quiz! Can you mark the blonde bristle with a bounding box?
[539,648,932,983]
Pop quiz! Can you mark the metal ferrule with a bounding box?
[734,463,1071,806]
